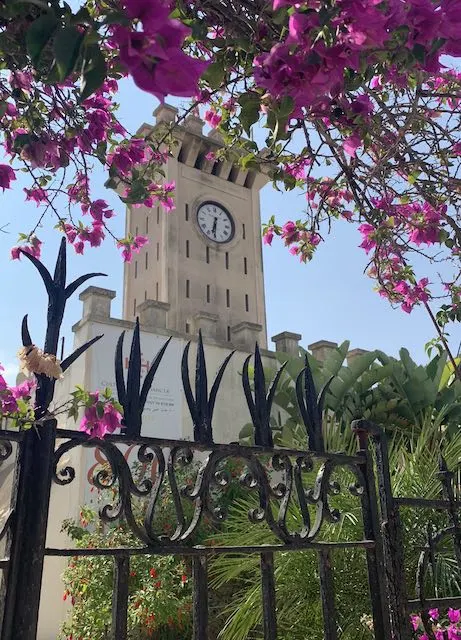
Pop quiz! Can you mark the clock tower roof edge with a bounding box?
[135,104,271,190]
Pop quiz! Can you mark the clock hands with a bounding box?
[211,216,218,238]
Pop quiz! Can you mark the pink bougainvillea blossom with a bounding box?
[449,609,461,624]
[0,164,15,191]
[79,392,122,439]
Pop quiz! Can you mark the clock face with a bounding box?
[197,202,235,244]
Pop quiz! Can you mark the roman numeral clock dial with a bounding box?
[197,202,235,244]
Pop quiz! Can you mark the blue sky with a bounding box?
[0,77,459,383]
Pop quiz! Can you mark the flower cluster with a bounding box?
[263,218,322,263]
[254,0,461,116]
[68,386,123,439]
[0,365,35,423]
[112,0,208,100]
[412,608,461,639]
[0,0,209,260]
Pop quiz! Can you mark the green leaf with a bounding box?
[238,92,260,135]
[26,13,58,66]
[54,26,84,80]
[80,46,107,101]
[439,358,461,390]
[239,423,254,439]
[412,43,426,64]
[203,59,225,90]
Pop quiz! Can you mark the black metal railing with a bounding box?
[0,242,459,640]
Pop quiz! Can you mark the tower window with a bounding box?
[226,289,230,308]
[133,298,136,316]
[145,216,149,234]
[156,282,159,299]
[145,252,148,269]
[135,226,138,236]
[144,290,147,301]
[245,294,249,312]
[156,242,159,261]
[185,203,189,221]
[244,257,248,275]
[206,284,210,303]
[186,240,190,258]
[186,322,190,334]
[206,246,210,264]
[186,279,190,298]
[134,261,138,278]
[227,326,231,342]
[242,223,246,239]
[157,207,160,224]
[225,252,229,270]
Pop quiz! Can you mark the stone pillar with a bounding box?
[153,103,178,124]
[231,321,263,351]
[347,348,369,366]
[184,113,204,135]
[308,340,338,363]
[271,331,302,356]
[79,287,116,320]
[194,312,219,341]
[137,300,170,330]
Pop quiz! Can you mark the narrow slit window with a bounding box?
[186,240,190,258]
[185,203,189,221]
[245,294,249,312]
[157,207,160,224]
[206,284,210,303]
[227,326,231,342]
[186,322,190,334]
[144,290,147,301]
[186,280,190,298]
[156,282,159,299]
[242,223,246,239]
[145,252,148,269]
[145,216,149,234]
[134,261,138,278]
[244,257,248,275]
[156,243,159,261]
[225,252,229,270]
[135,226,138,236]
[133,298,136,316]
[226,289,230,308]
[206,246,210,264]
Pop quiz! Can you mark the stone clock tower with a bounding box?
[122,104,268,350]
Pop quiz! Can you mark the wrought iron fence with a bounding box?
[0,241,460,639]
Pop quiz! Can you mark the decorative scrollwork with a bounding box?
[0,439,13,464]
[52,432,369,548]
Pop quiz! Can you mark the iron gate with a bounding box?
[0,240,460,639]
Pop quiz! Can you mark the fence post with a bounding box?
[352,420,393,640]
[353,419,411,640]
[1,419,56,640]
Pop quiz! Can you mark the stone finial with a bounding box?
[79,287,116,320]
[184,113,204,135]
[153,104,178,124]
[231,321,263,351]
[308,339,338,363]
[137,300,170,330]
[347,348,369,366]
[272,331,302,356]
[193,312,219,340]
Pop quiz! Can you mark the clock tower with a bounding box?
[122,104,268,350]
